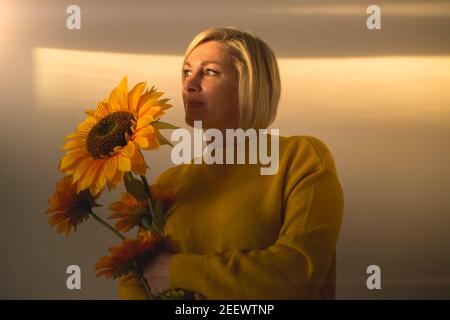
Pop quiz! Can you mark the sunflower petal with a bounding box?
[78,161,101,191]
[146,136,160,150]
[57,219,71,234]
[134,126,156,139]
[90,162,107,196]
[109,201,131,213]
[133,149,145,165]
[64,132,87,140]
[107,170,123,190]
[118,154,132,171]
[72,158,93,184]
[133,136,150,149]
[118,76,129,110]
[84,109,95,116]
[94,102,110,121]
[120,141,136,158]
[96,269,113,278]
[61,139,86,151]
[109,76,129,111]
[138,91,164,111]
[48,212,66,226]
[59,150,87,172]
[138,104,160,119]
[132,160,148,176]
[128,82,147,112]
[104,156,118,181]
[135,115,154,132]
[77,116,97,132]
[152,107,170,119]
[109,88,121,111]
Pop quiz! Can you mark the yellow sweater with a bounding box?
[118,135,344,299]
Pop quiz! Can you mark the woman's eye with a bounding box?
[183,69,219,77]
[205,69,219,76]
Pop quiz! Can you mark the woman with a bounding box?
[118,27,344,300]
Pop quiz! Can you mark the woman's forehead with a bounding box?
[185,41,231,66]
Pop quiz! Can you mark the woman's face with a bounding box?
[182,41,240,132]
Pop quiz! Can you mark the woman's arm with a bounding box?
[168,165,344,299]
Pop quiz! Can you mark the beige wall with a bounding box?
[1,0,449,299]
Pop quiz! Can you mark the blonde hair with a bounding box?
[183,27,281,130]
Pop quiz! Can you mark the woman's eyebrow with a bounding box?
[184,60,222,67]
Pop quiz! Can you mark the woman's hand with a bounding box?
[142,250,174,295]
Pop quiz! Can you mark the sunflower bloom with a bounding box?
[95,230,162,279]
[59,76,172,196]
[108,192,149,233]
[45,176,100,235]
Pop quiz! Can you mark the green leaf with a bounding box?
[159,98,170,104]
[149,224,158,235]
[152,200,165,233]
[155,289,195,300]
[158,133,173,147]
[123,172,148,201]
[151,120,180,130]
[141,215,152,230]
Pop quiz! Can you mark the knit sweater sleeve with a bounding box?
[169,162,344,299]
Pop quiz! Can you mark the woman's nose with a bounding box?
[183,74,201,93]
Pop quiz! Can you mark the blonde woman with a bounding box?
[118,27,344,300]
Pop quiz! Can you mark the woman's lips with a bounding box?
[186,101,204,108]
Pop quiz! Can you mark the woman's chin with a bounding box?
[185,113,205,127]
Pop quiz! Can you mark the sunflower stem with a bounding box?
[89,211,125,240]
[140,175,155,220]
[139,275,155,300]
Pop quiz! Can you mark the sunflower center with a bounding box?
[86,111,134,158]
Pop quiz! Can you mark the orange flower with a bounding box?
[45,176,100,234]
[95,231,161,279]
[108,186,175,233]
[108,192,149,233]
[150,185,175,209]
[58,76,172,196]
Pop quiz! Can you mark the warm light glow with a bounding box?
[0,0,13,52]
[276,56,450,124]
[32,47,184,121]
[257,2,450,17]
[33,47,450,125]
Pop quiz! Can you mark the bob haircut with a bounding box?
[182,27,281,130]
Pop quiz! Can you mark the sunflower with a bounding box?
[59,76,172,196]
[45,176,100,235]
[108,192,149,233]
[95,230,162,279]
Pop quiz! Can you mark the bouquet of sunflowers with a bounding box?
[45,76,187,299]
